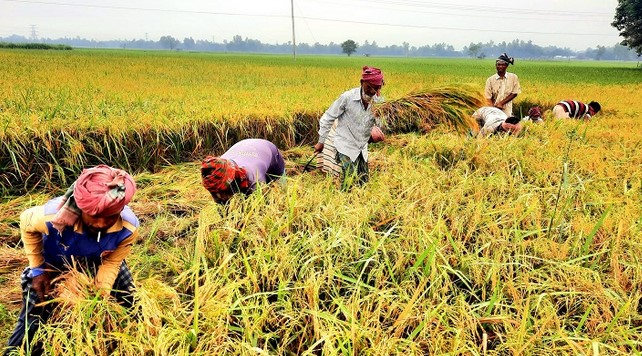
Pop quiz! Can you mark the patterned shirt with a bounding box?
[318,87,382,162]
[557,100,591,119]
[484,72,521,116]
[20,197,139,290]
[221,139,285,194]
[472,107,507,136]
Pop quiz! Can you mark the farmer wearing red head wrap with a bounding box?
[6,165,140,355]
[315,66,386,190]
[201,139,286,204]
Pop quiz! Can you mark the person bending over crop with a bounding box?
[5,165,139,356]
[314,66,385,190]
[552,100,601,119]
[201,138,286,204]
[485,53,521,117]
[473,106,522,136]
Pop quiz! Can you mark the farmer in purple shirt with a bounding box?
[200,139,286,203]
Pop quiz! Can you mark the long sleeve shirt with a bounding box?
[221,138,286,194]
[318,87,382,162]
[20,197,139,290]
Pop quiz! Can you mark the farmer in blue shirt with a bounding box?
[4,165,139,356]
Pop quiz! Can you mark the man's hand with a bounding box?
[32,272,52,302]
[314,143,324,153]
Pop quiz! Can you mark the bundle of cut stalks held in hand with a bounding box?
[374,86,483,134]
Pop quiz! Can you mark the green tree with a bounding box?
[159,35,179,50]
[467,42,482,58]
[612,0,642,55]
[341,40,358,56]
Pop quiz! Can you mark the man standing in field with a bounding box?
[485,53,521,117]
[201,138,286,204]
[552,100,601,119]
[314,66,385,190]
[472,106,522,136]
[5,165,139,356]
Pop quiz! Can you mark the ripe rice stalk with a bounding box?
[374,86,483,133]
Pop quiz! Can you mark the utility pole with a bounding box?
[290,0,296,60]
[30,25,38,42]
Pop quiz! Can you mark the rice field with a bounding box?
[0,49,642,355]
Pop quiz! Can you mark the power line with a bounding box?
[302,0,612,21]
[2,0,286,18]
[2,0,617,38]
[315,0,612,17]
[297,15,617,37]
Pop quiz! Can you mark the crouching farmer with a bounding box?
[201,138,286,204]
[472,106,522,136]
[5,165,139,356]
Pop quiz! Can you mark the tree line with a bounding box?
[1,34,639,61]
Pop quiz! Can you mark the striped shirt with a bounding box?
[318,87,382,162]
[557,100,591,119]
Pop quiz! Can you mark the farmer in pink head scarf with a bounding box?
[6,165,140,355]
[315,66,386,190]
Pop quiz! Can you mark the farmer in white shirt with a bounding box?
[314,66,385,190]
[473,106,522,137]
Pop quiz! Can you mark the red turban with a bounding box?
[201,156,249,194]
[361,66,384,86]
[74,164,136,217]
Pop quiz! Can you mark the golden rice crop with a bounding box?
[1,50,642,354]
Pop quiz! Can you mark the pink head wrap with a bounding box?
[74,164,136,217]
[51,165,136,233]
[361,66,384,86]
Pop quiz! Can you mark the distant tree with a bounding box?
[467,43,482,58]
[341,40,358,56]
[612,0,642,55]
[595,45,606,60]
[159,35,179,50]
[183,37,195,50]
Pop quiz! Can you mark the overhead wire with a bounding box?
[1,0,618,38]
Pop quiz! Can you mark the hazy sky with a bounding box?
[1,0,622,51]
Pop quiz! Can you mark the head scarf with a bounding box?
[361,66,384,86]
[496,53,515,65]
[201,156,248,194]
[51,165,136,233]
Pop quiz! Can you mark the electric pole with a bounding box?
[30,25,38,42]
[291,0,296,60]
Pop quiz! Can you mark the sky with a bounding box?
[0,0,623,51]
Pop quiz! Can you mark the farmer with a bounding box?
[472,106,522,136]
[318,122,385,178]
[201,138,286,204]
[5,165,139,356]
[314,66,385,190]
[552,100,601,119]
[523,106,544,123]
[485,53,521,117]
